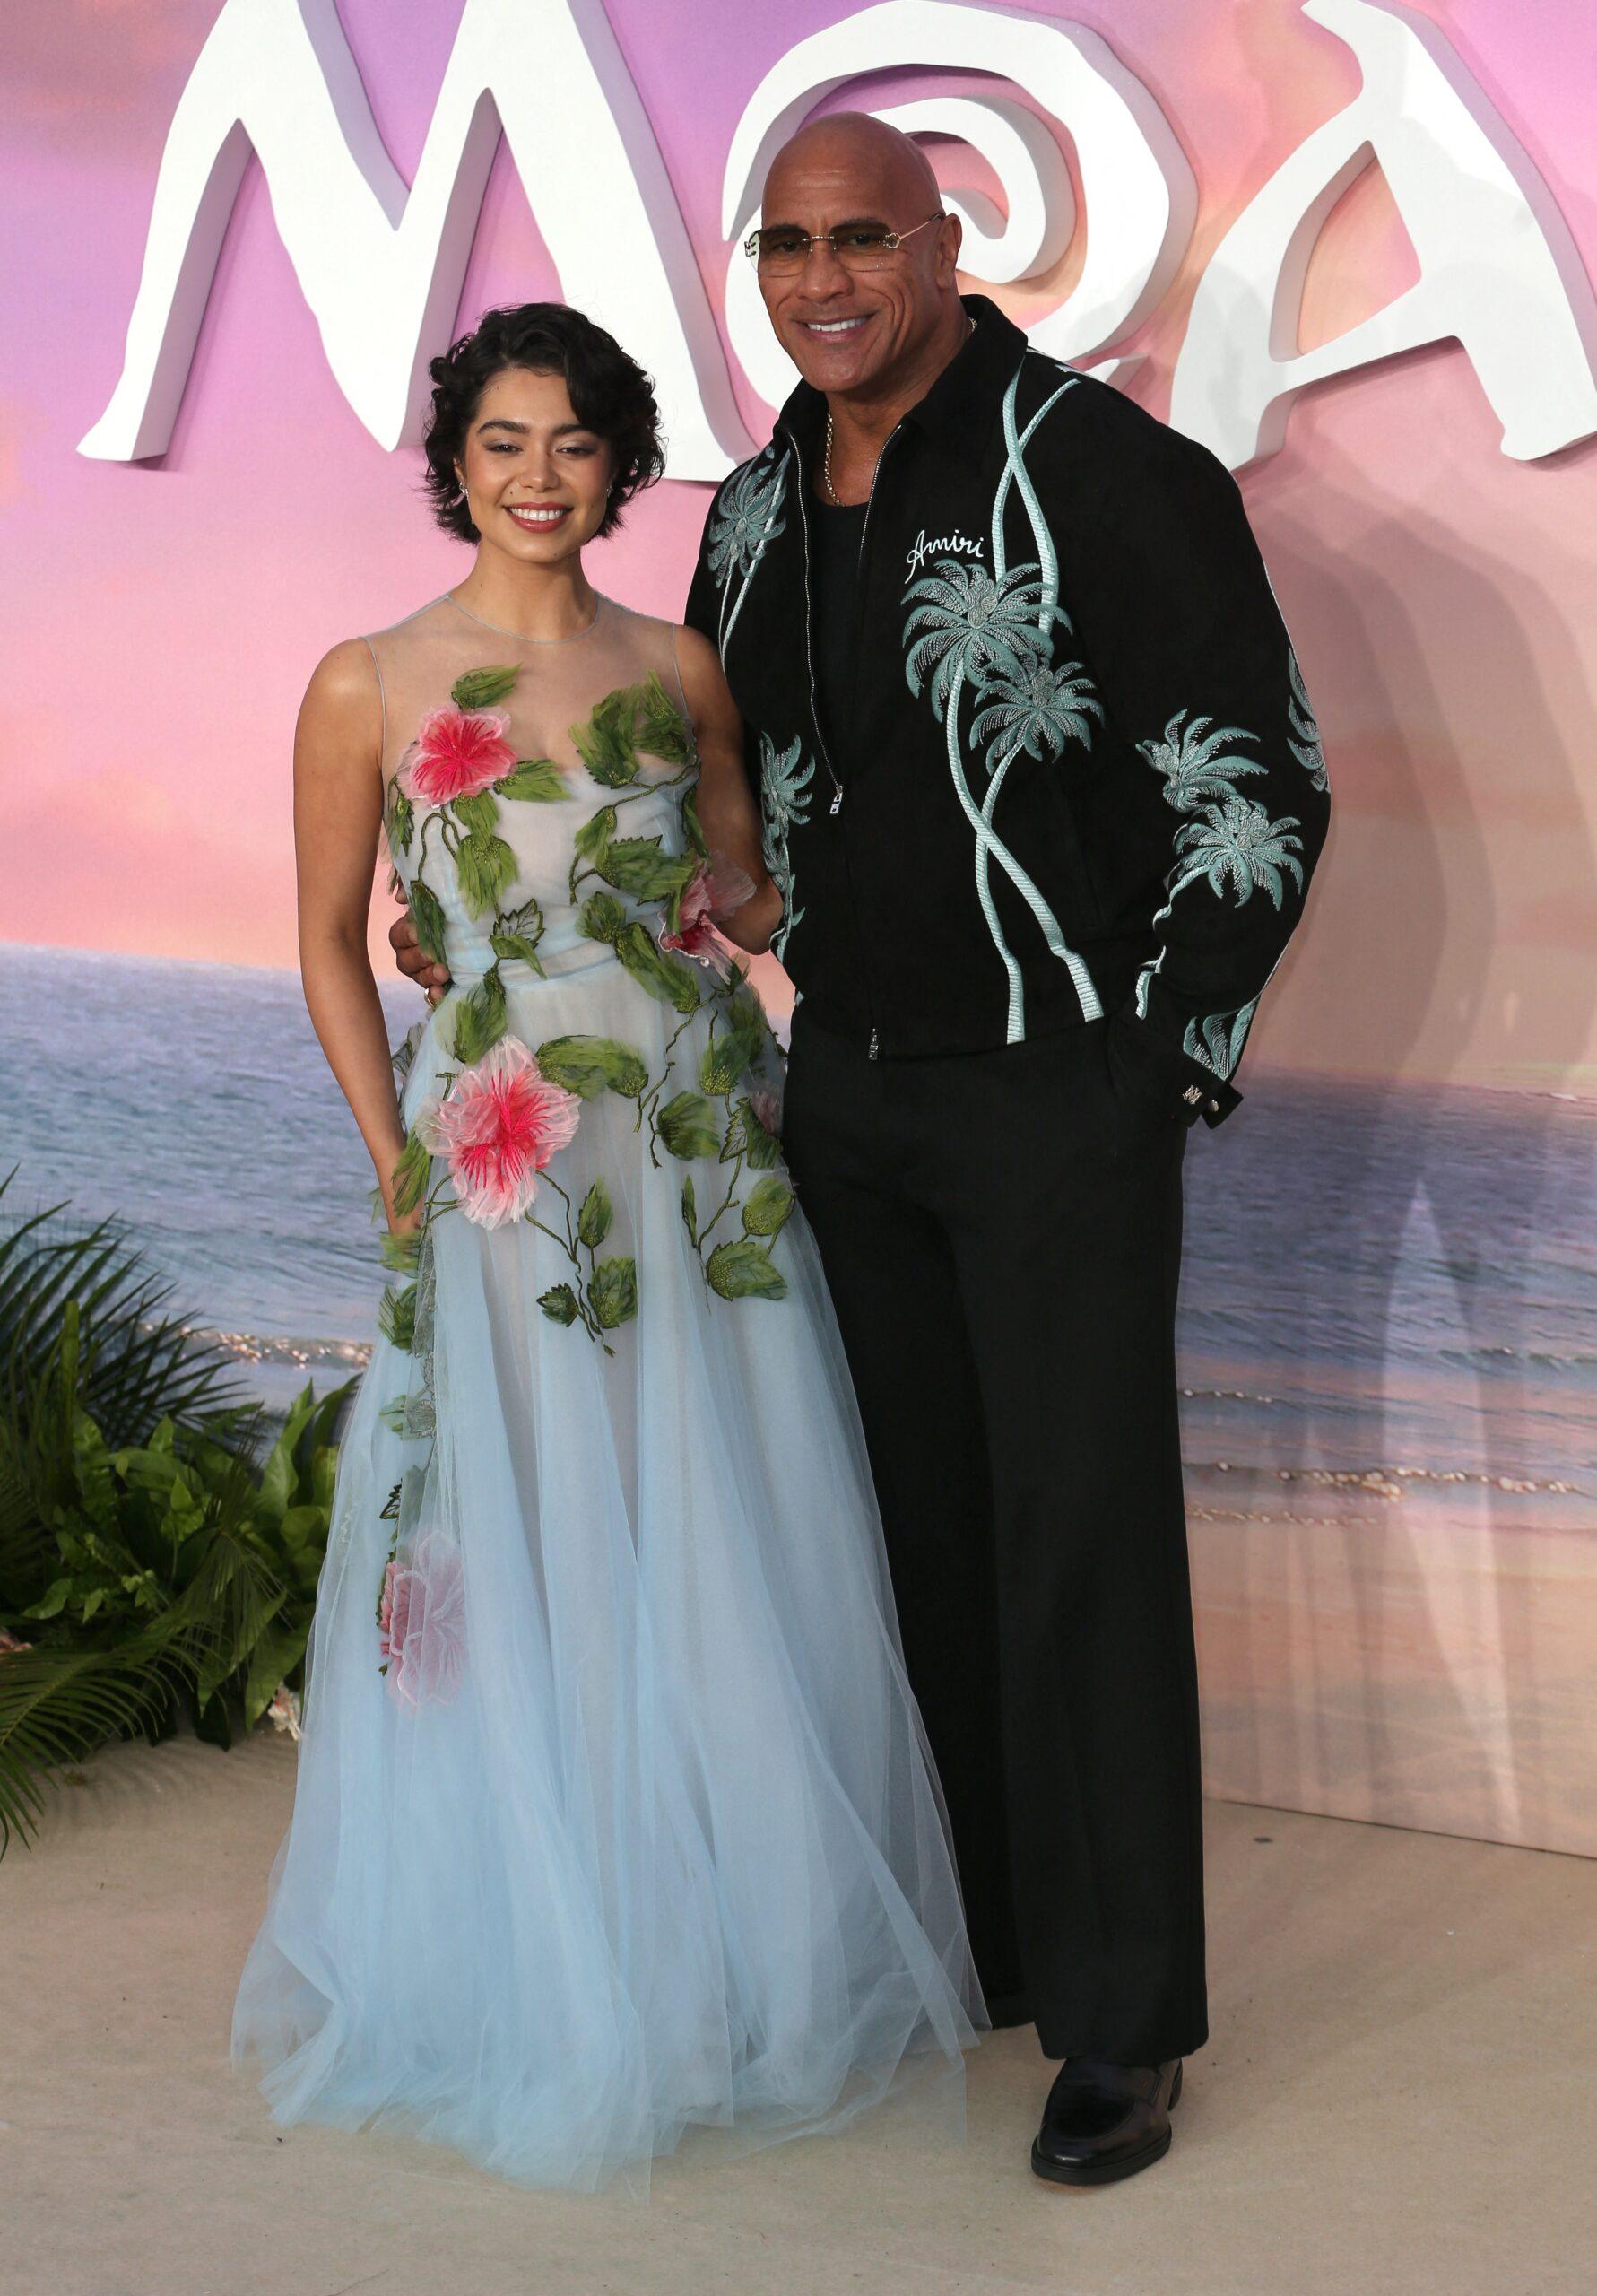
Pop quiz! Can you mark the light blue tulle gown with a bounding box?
[230,590,984,2192]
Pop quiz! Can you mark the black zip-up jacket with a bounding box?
[683,293,1331,1126]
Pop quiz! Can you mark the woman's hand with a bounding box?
[389,890,452,1006]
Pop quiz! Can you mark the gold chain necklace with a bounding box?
[821,409,850,506]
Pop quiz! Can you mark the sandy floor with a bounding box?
[4,1729,1593,2296]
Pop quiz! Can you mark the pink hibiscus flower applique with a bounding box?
[397,705,516,808]
[661,856,757,977]
[378,1534,466,1709]
[415,1035,581,1227]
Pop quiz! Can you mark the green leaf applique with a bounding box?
[657,1091,720,1161]
[378,1283,418,1351]
[490,895,546,970]
[700,1018,766,1097]
[577,1178,614,1249]
[391,1019,424,1084]
[681,1174,699,1247]
[452,967,508,1063]
[390,1131,433,1217]
[385,784,414,855]
[588,1257,638,1329]
[735,1095,783,1170]
[378,1392,437,1440]
[741,1176,794,1239]
[538,1284,580,1328]
[573,804,619,871]
[614,923,701,1013]
[534,1034,649,1101]
[634,670,695,766]
[570,674,693,786]
[705,1239,787,1301]
[456,828,517,918]
[497,758,572,803]
[595,836,698,905]
[450,791,500,837]
[680,784,709,858]
[578,891,627,945]
[572,691,642,787]
[379,1226,421,1274]
[490,930,546,970]
[408,876,448,966]
[451,664,520,709]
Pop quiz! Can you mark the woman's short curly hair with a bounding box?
[420,302,665,544]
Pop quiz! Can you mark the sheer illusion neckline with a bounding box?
[439,588,611,643]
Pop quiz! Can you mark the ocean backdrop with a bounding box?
[4,944,1593,1544]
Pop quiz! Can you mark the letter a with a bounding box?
[1171,0,1597,467]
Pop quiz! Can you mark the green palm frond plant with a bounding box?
[0,1172,353,1851]
[0,1170,243,1445]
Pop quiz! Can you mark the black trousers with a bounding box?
[781,1006,1208,2064]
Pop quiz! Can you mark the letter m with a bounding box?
[77,0,751,477]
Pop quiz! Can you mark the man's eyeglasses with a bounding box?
[742,214,946,274]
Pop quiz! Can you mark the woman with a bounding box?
[230,301,984,2194]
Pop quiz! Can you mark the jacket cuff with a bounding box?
[1107,1004,1242,1129]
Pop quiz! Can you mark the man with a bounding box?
[395,114,1329,2184]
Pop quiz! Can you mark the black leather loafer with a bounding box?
[1030,2056,1183,2186]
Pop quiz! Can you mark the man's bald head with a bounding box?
[755,111,966,414]
[763,111,942,223]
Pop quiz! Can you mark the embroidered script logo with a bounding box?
[906,526,985,582]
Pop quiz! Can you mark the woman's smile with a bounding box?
[504,502,571,531]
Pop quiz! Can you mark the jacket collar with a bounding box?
[774,291,1030,466]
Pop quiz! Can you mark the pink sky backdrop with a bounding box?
[4,0,1595,1093]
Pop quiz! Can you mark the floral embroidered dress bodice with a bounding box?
[231,588,979,2193]
[375,591,709,990]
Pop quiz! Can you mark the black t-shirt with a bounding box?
[809,495,867,770]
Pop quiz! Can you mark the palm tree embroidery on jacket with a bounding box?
[1183,996,1260,1080]
[1132,702,1306,1027]
[1137,713,1266,813]
[1169,796,1306,908]
[899,363,1104,1042]
[758,732,815,962]
[969,652,1103,770]
[1287,647,1328,791]
[706,448,789,653]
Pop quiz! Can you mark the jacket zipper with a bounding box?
[782,418,905,814]
[850,425,901,1065]
[778,417,898,1060]
[783,431,846,817]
